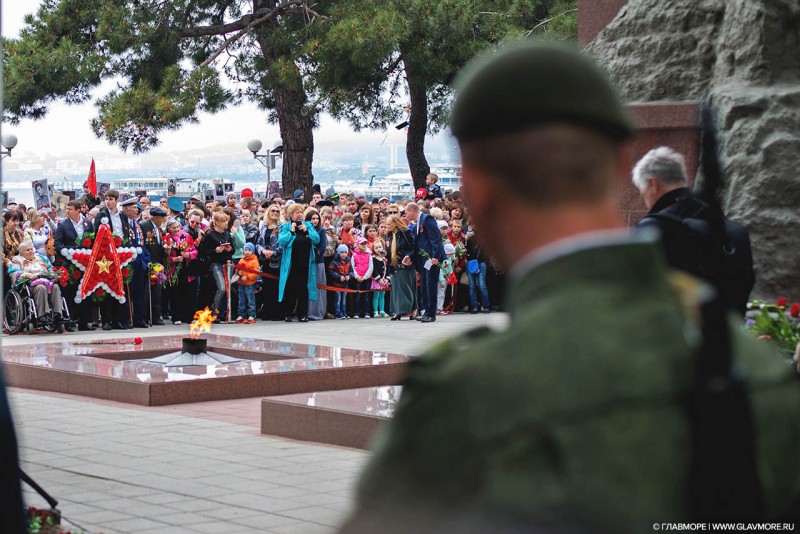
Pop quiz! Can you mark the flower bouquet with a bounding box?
[25,506,84,534]
[163,236,191,286]
[55,266,69,287]
[148,262,166,285]
[747,297,800,356]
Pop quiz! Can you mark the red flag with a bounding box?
[87,158,97,196]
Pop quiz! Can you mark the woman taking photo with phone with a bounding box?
[277,203,319,322]
[198,210,233,320]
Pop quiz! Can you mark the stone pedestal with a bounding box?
[579,1,701,227]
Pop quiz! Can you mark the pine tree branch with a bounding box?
[191,1,326,68]
[525,8,577,37]
[176,0,308,38]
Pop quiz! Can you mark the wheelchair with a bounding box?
[3,283,73,335]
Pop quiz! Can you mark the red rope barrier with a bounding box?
[233,265,390,293]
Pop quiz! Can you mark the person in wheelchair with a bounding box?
[8,242,64,331]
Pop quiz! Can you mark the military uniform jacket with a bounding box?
[342,241,800,532]
[139,219,165,265]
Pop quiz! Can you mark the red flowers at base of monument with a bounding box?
[790,303,800,318]
[134,337,143,345]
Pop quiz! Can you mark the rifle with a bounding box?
[688,103,764,521]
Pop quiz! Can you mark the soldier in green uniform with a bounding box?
[340,42,800,532]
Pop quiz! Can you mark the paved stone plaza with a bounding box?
[5,313,507,534]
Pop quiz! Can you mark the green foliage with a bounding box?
[313,0,577,134]
[90,65,230,153]
[3,1,290,150]
[2,0,578,172]
[748,303,800,356]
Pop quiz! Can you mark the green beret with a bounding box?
[450,41,634,142]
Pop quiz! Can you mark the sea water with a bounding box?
[2,185,35,207]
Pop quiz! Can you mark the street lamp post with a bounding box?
[247,139,283,194]
[1,134,18,160]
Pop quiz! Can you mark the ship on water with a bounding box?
[332,165,461,201]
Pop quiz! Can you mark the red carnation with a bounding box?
[790,303,800,318]
[121,267,130,278]
[72,270,82,279]
[134,337,143,345]
[82,238,92,248]
[95,289,105,296]
[777,297,789,307]
[114,236,122,246]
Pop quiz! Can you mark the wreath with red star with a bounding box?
[62,223,141,303]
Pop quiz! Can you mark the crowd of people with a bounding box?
[1,173,505,332]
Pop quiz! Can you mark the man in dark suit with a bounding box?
[94,189,132,330]
[54,200,95,331]
[139,206,167,325]
[405,202,445,323]
[121,198,149,328]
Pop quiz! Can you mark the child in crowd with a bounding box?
[377,221,389,242]
[371,240,390,318]
[437,243,457,315]
[339,212,357,251]
[447,218,467,311]
[425,173,443,200]
[327,244,353,319]
[351,236,373,319]
[235,242,260,323]
[363,224,378,251]
[437,219,449,243]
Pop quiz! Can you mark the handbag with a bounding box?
[466,259,480,274]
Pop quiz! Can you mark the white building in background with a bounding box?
[16,163,43,172]
[104,157,142,171]
[56,159,79,173]
[389,145,407,169]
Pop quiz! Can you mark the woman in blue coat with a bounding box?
[304,207,328,321]
[277,203,320,322]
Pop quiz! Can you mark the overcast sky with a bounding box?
[1,2,411,160]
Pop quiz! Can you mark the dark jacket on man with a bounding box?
[94,207,130,236]
[139,219,165,265]
[634,187,755,315]
[54,216,94,258]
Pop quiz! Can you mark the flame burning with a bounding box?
[189,307,216,339]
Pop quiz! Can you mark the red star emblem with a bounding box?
[63,223,139,303]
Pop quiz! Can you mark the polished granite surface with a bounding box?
[261,386,404,448]
[1,334,409,384]
[266,386,403,419]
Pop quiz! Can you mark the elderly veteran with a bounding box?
[341,42,800,532]
[8,241,64,331]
